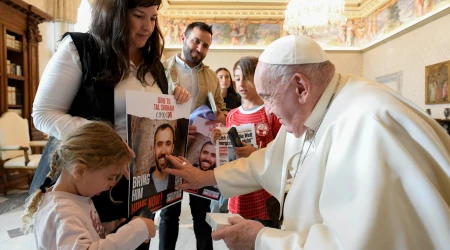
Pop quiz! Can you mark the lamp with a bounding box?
[283,0,347,35]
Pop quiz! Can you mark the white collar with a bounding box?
[304,73,341,131]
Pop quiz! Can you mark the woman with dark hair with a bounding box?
[30,0,190,247]
[216,67,241,114]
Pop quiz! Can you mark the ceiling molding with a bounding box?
[160,0,392,19]
[160,0,286,19]
[362,5,450,52]
[349,0,391,17]
[159,10,286,19]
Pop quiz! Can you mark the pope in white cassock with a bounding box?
[165,35,450,250]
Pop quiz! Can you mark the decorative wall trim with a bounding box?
[346,0,389,18]
[159,0,450,51]
[362,5,450,52]
[160,0,387,19]
[376,71,403,95]
[164,46,363,53]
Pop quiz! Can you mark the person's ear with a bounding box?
[72,164,88,180]
[294,73,311,104]
[181,33,186,44]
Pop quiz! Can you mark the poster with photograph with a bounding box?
[126,91,192,215]
[184,139,221,200]
[185,124,256,200]
[215,124,257,166]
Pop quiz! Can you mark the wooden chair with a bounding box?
[0,112,44,195]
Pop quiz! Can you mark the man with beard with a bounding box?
[161,22,226,250]
[193,142,220,198]
[147,123,175,196]
[195,141,216,171]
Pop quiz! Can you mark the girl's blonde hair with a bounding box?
[233,56,258,88]
[22,121,133,232]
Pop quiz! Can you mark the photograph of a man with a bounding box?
[195,141,217,171]
[149,123,176,195]
[188,141,221,199]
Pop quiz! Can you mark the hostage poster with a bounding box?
[126,91,191,215]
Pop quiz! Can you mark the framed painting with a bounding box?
[425,60,450,104]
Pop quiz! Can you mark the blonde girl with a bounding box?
[22,121,155,249]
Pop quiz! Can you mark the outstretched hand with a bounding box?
[212,216,264,250]
[164,155,217,190]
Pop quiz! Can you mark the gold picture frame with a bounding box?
[425,60,450,104]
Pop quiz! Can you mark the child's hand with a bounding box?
[206,108,226,126]
[234,142,257,158]
[115,218,127,228]
[210,128,221,144]
[133,217,156,241]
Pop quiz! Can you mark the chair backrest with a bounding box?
[0,112,31,160]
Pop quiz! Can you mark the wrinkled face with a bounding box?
[217,70,231,90]
[126,6,158,51]
[255,62,306,138]
[234,66,258,101]
[181,27,212,66]
[76,164,123,197]
[198,144,216,171]
[154,128,174,172]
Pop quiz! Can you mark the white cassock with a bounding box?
[215,73,450,250]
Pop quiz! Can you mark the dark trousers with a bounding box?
[159,194,213,250]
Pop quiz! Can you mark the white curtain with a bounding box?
[47,0,82,24]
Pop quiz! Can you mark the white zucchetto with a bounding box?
[259,35,328,65]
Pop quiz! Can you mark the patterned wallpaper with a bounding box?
[363,13,450,118]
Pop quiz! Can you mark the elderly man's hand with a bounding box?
[212,216,264,250]
[164,155,217,190]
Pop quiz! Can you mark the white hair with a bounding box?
[265,61,336,88]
